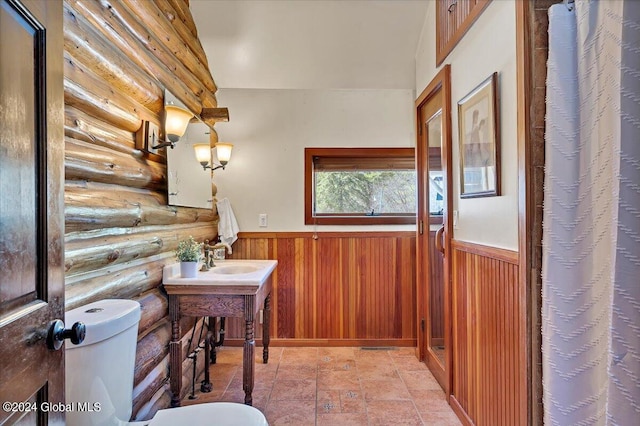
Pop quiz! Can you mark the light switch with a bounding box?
[453,210,459,228]
[259,213,268,227]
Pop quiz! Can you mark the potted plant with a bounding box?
[175,236,202,278]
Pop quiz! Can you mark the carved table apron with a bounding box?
[165,276,272,407]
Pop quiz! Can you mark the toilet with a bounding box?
[65,299,268,426]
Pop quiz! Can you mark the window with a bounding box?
[305,148,416,225]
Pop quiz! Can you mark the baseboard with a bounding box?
[222,338,417,348]
[450,395,474,426]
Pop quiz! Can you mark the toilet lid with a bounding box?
[149,402,268,426]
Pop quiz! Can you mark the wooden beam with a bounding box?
[199,107,229,123]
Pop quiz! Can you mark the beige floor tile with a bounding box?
[317,369,361,390]
[361,378,412,401]
[270,379,317,401]
[408,389,451,413]
[276,363,317,380]
[280,347,318,364]
[317,412,369,425]
[367,400,423,425]
[265,399,316,425]
[190,346,461,425]
[419,410,464,425]
[317,389,341,414]
[399,370,442,391]
[339,389,366,413]
[356,361,400,380]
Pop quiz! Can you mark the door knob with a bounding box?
[46,319,86,350]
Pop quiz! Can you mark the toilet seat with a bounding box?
[148,402,268,426]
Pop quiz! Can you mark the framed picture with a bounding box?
[458,72,500,198]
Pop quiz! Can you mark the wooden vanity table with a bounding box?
[162,260,277,407]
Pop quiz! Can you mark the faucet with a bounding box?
[211,241,233,256]
[204,241,232,268]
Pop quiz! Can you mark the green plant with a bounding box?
[175,236,202,262]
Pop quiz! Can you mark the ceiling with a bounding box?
[190,0,428,90]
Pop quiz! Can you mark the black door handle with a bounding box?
[46,319,86,350]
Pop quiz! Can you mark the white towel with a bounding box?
[216,198,240,249]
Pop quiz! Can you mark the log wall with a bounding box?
[62,0,218,419]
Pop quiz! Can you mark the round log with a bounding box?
[167,0,199,39]
[65,137,166,190]
[64,77,142,133]
[64,253,169,310]
[63,4,163,111]
[65,105,137,154]
[155,0,209,69]
[64,182,217,233]
[136,289,169,337]
[64,220,216,275]
[120,0,217,96]
[132,356,168,416]
[64,50,158,128]
[134,320,171,387]
[132,385,171,421]
[67,0,212,114]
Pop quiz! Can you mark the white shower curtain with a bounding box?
[542,1,640,425]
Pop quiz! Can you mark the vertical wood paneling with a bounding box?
[450,241,521,426]
[225,232,416,344]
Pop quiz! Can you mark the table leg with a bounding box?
[263,293,271,364]
[169,296,182,407]
[243,318,255,405]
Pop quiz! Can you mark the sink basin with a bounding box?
[213,265,261,275]
[162,259,278,292]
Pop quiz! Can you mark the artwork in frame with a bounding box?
[457,72,500,198]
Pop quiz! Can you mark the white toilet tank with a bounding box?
[65,299,141,426]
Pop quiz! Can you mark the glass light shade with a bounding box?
[193,143,212,165]
[215,143,233,164]
[164,105,192,142]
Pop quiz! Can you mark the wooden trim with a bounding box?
[415,64,453,397]
[516,1,534,425]
[451,239,519,265]
[237,231,416,239]
[449,395,474,426]
[436,0,493,66]
[223,338,417,348]
[304,147,417,225]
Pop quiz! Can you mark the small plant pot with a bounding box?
[180,261,198,278]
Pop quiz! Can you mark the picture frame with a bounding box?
[457,72,500,198]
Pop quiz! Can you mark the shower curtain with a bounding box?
[542,1,640,425]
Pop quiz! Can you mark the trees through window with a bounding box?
[304,148,416,225]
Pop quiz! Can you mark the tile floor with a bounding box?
[183,346,462,425]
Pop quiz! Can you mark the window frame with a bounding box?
[304,147,417,225]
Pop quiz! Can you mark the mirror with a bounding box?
[427,111,446,369]
[165,91,213,209]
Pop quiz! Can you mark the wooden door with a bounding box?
[416,65,452,395]
[0,0,64,424]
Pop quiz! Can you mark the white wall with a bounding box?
[213,89,416,232]
[415,0,519,250]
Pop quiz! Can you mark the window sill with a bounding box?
[306,215,416,226]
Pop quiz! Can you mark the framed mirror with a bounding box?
[165,90,213,209]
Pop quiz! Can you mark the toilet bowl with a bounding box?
[65,299,268,426]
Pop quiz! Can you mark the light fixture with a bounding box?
[193,142,233,171]
[151,104,193,150]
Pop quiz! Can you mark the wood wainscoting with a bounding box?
[224,232,417,346]
[449,240,523,426]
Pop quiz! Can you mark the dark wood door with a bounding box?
[0,0,64,424]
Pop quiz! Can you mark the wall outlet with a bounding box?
[259,213,268,227]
